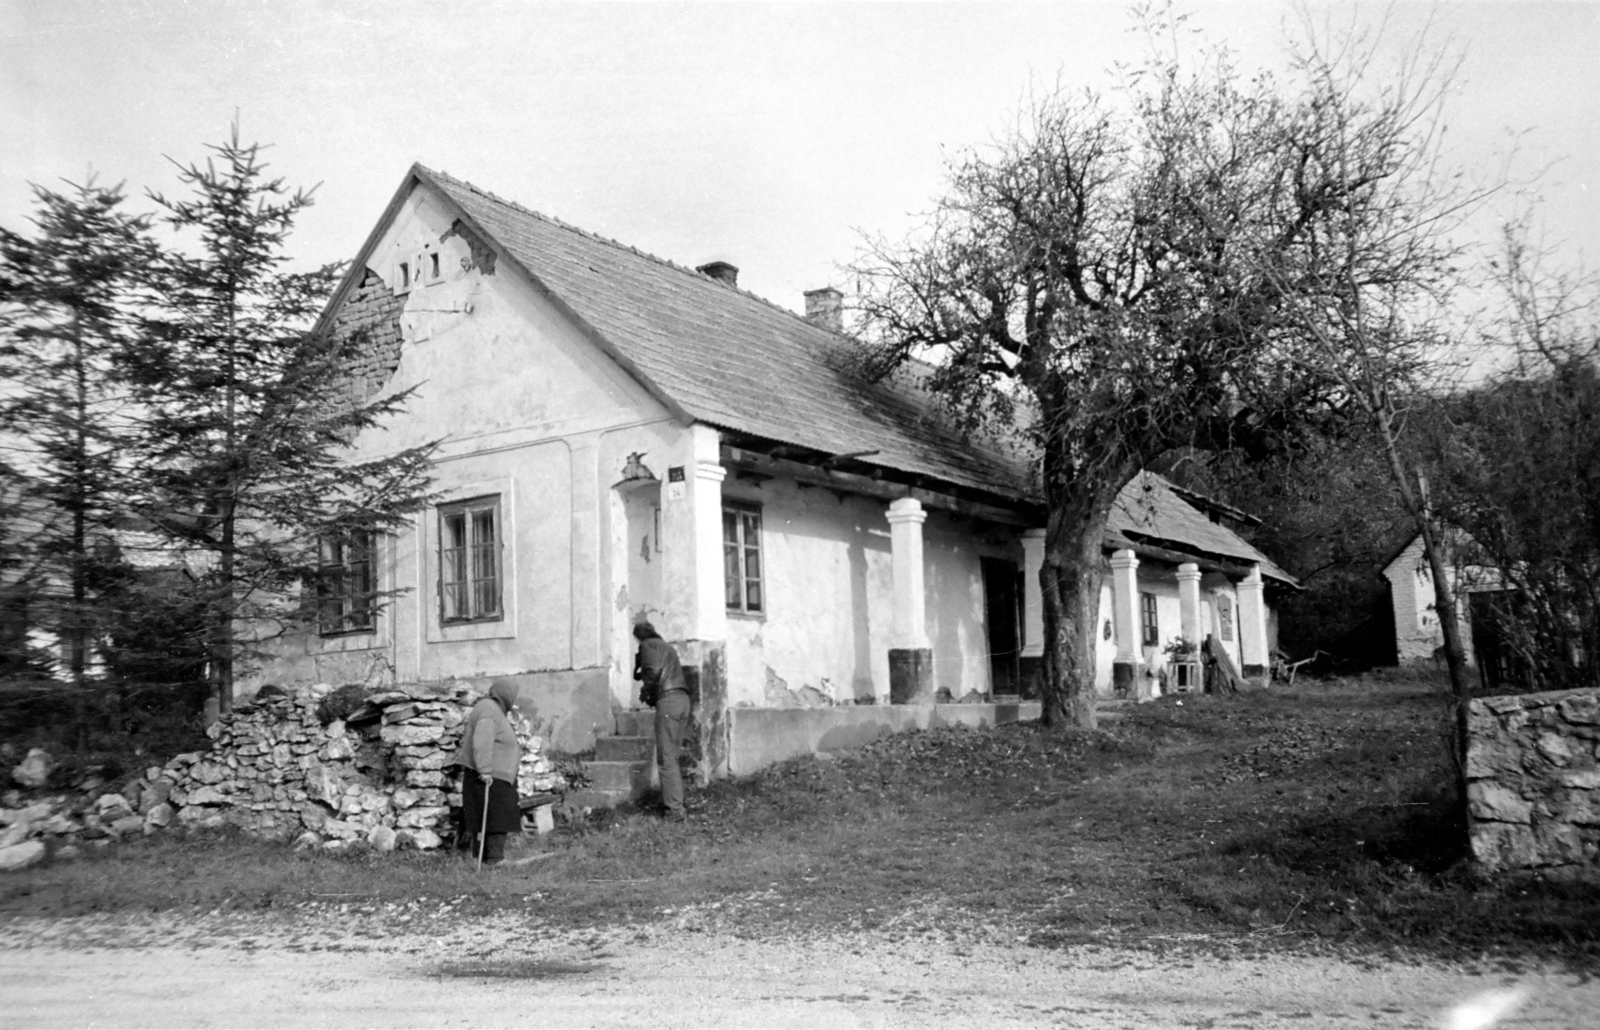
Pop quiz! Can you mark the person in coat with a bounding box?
[632,621,691,820]
[453,679,521,865]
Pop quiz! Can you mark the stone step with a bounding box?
[615,709,655,738]
[584,759,653,793]
[595,735,653,762]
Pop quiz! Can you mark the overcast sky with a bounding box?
[3,1,1596,314]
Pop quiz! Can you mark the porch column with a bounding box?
[662,423,729,782]
[887,497,933,704]
[1019,529,1047,696]
[1238,563,1269,684]
[1177,563,1202,647]
[1110,548,1141,695]
[687,429,728,644]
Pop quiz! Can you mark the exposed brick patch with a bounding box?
[441,218,496,276]
[329,267,406,406]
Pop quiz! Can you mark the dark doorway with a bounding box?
[1470,589,1529,693]
[981,557,1021,697]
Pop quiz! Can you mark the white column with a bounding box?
[1021,528,1047,658]
[887,497,930,649]
[1177,563,1202,647]
[1110,549,1141,665]
[687,424,727,643]
[1238,563,1269,676]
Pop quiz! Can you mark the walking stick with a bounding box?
[476,776,492,872]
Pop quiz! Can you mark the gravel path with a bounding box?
[0,910,1592,1029]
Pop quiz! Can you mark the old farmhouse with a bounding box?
[246,165,1297,779]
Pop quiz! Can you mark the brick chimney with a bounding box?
[697,261,739,288]
[803,286,843,334]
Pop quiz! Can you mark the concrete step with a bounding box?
[615,709,655,738]
[585,759,653,793]
[563,786,634,810]
[595,735,653,762]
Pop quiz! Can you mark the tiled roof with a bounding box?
[394,169,1288,583]
[415,166,1035,502]
[1109,472,1297,586]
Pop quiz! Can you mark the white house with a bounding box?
[1382,530,1507,668]
[246,165,1296,778]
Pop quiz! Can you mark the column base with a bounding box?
[677,640,726,784]
[1112,660,1139,699]
[889,648,934,704]
[1018,655,1043,701]
[1242,664,1268,688]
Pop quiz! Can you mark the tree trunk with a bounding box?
[1037,476,1125,731]
[1375,409,1471,787]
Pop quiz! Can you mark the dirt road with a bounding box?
[0,910,1591,1029]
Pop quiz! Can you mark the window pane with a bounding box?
[445,513,467,551]
[723,510,742,608]
[472,508,495,547]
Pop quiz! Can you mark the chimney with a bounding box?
[697,261,739,288]
[803,286,843,334]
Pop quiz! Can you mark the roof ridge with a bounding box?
[414,164,841,338]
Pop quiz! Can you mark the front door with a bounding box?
[981,557,1021,697]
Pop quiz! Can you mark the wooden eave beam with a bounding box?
[720,445,1040,527]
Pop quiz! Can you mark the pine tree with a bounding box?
[129,127,435,717]
[0,178,156,704]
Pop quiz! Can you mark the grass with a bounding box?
[4,670,1599,969]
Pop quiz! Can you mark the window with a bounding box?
[439,496,502,623]
[1217,594,1234,640]
[1140,591,1159,647]
[722,504,763,613]
[397,261,411,291]
[318,531,376,635]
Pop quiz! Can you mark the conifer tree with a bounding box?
[0,179,156,702]
[129,127,435,717]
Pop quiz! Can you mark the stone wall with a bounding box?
[1467,688,1600,877]
[162,682,560,852]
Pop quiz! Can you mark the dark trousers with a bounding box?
[655,689,691,814]
[461,775,518,864]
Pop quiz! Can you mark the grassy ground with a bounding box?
[4,671,1598,969]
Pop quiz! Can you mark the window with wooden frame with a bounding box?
[1140,590,1159,647]
[317,530,377,635]
[722,503,763,614]
[439,496,502,624]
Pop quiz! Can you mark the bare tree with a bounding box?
[1424,226,1599,696]
[1248,14,1501,776]
[848,24,1342,729]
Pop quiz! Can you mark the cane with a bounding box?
[475,775,492,872]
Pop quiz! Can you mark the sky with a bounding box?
[2,1,1597,316]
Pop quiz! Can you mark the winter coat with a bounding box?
[453,696,520,783]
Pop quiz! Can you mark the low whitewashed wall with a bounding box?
[1467,688,1600,877]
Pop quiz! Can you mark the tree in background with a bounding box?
[1247,16,1502,776]
[1424,230,1599,694]
[1172,427,1412,669]
[848,23,1346,728]
[127,128,435,718]
[0,179,157,707]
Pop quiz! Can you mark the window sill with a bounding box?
[726,608,766,622]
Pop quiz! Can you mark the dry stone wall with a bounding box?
[1467,688,1600,877]
[162,681,559,852]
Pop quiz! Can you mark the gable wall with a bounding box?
[245,184,690,750]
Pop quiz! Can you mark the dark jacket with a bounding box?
[633,625,686,707]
